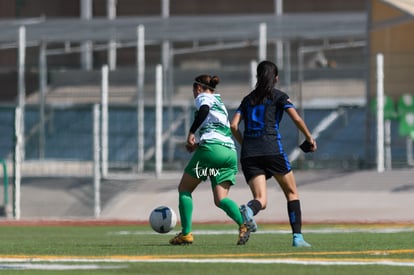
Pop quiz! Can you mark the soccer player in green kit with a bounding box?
[169,74,251,245]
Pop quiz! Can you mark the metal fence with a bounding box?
[2,46,414,173]
[1,12,414,219]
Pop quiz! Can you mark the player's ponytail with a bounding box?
[194,75,220,91]
[251,61,278,105]
[209,75,220,90]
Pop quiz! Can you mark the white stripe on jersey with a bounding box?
[194,93,234,147]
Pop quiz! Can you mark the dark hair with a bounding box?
[194,75,220,91]
[251,61,278,105]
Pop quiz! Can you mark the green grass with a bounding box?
[0,223,413,274]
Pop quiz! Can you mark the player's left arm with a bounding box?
[285,107,317,152]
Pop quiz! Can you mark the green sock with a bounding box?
[178,191,193,235]
[219,197,244,226]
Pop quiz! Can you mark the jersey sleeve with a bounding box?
[277,92,295,110]
[195,94,214,110]
[236,96,249,116]
[236,103,243,115]
[190,105,210,133]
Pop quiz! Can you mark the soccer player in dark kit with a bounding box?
[231,60,316,247]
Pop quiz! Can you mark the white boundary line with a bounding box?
[0,263,126,270]
[1,257,414,267]
[2,227,414,269]
[110,227,414,236]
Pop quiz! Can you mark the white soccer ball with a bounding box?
[149,206,177,234]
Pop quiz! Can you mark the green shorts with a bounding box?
[184,143,238,187]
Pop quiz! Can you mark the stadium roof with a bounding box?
[374,0,414,29]
[382,0,414,16]
[0,13,366,46]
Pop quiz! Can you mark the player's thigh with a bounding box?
[184,147,209,181]
[208,145,238,186]
[178,172,202,193]
[241,157,266,183]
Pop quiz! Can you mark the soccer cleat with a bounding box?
[240,204,257,232]
[237,224,251,245]
[292,233,311,247]
[169,232,194,245]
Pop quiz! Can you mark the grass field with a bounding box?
[0,222,413,274]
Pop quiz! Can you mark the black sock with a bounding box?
[247,199,262,216]
[287,200,302,234]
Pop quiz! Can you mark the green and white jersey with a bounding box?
[195,93,235,149]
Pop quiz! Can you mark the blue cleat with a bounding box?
[240,204,257,232]
[292,233,311,247]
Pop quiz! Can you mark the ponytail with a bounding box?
[251,61,278,105]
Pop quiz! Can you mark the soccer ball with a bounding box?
[149,206,177,233]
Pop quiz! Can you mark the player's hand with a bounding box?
[185,133,198,153]
[309,139,317,152]
[185,143,198,153]
[300,139,317,153]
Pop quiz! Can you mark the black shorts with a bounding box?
[241,154,292,183]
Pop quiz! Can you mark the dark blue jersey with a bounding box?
[236,88,294,158]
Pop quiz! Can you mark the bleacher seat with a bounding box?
[370,95,397,120]
[397,94,414,117]
[397,94,414,139]
[399,112,414,139]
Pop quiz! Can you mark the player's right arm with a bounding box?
[285,107,317,152]
[230,111,243,145]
